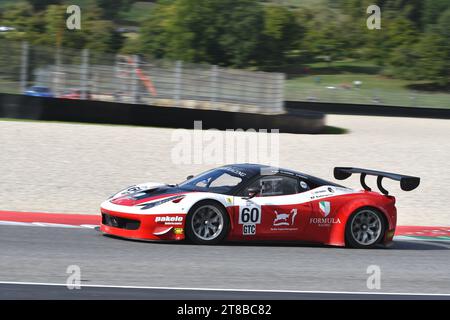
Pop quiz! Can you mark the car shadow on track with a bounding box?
[101,234,449,251]
[221,240,450,251]
[387,240,450,251]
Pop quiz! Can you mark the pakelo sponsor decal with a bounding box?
[155,215,184,225]
[271,208,298,231]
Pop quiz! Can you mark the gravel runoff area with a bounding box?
[0,115,449,226]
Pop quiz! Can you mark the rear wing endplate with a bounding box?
[333,167,420,195]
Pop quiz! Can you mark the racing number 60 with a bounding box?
[239,207,261,224]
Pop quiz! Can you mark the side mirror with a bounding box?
[186,175,194,180]
[244,187,261,199]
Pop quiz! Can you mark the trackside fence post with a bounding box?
[114,55,122,102]
[210,65,218,107]
[54,47,62,97]
[174,60,182,108]
[20,41,29,94]
[276,73,286,113]
[131,55,139,104]
[81,49,89,100]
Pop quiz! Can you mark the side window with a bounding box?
[242,175,299,197]
[195,177,211,188]
[209,173,242,188]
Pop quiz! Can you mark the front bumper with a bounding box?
[100,209,186,241]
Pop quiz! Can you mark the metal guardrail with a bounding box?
[0,40,285,114]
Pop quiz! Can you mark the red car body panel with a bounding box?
[224,191,396,246]
[101,208,186,241]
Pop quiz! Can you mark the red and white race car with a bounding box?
[100,164,420,248]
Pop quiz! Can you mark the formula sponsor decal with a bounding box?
[310,217,341,227]
[155,215,184,225]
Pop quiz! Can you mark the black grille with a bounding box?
[102,213,140,230]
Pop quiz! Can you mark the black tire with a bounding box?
[185,200,230,245]
[345,207,386,249]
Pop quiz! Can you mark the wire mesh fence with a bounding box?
[285,81,449,109]
[0,40,285,114]
[2,40,445,110]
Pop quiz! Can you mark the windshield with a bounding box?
[178,167,249,194]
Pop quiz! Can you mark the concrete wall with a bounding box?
[0,94,325,134]
[285,100,450,119]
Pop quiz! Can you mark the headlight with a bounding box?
[137,195,184,210]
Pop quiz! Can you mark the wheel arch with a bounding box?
[327,198,391,246]
[187,198,228,215]
[186,197,234,227]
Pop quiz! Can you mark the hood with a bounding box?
[110,182,188,207]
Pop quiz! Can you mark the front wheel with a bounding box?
[185,201,230,245]
[345,208,386,249]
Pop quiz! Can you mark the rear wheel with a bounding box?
[345,208,385,249]
[186,201,230,245]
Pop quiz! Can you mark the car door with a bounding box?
[232,174,313,240]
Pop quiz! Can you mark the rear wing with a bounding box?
[333,167,420,195]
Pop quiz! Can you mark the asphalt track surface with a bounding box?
[1,225,449,299]
[1,283,449,300]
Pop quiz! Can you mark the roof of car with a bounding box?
[221,163,342,187]
[221,163,303,177]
